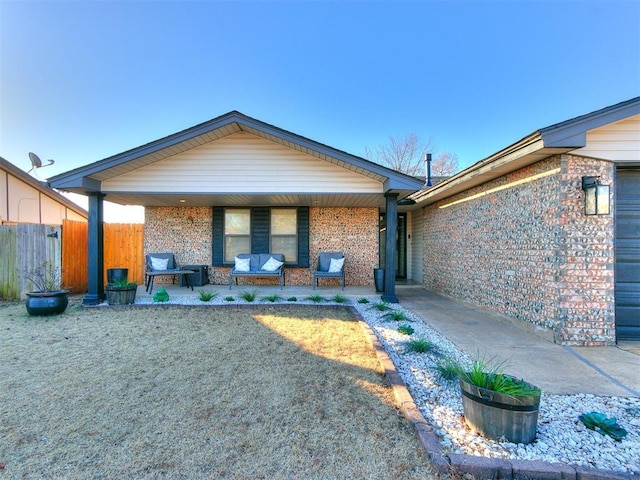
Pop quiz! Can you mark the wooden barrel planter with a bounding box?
[105,284,137,305]
[459,377,541,444]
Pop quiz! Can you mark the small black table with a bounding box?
[145,269,195,294]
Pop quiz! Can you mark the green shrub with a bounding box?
[261,294,282,303]
[405,338,433,354]
[287,296,298,302]
[331,294,347,304]
[224,296,235,302]
[153,288,169,303]
[397,324,414,335]
[240,290,258,302]
[435,357,460,381]
[357,297,369,304]
[306,294,325,303]
[579,412,628,441]
[368,301,391,312]
[108,279,137,288]
[459,357,540,396]
[198,290,218,302]
[383,310,408,322]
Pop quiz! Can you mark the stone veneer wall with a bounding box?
[423,154,615,346]
[145,206,378,287]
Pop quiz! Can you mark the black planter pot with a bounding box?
[374,268,385,293]
[25,290,69,316]
[107,268,129,284]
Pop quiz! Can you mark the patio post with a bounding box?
[382,192,398,303]
[83,192,106,305]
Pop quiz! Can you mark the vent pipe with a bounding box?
[424,153,432,187]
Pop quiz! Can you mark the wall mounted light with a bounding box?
[581,176,610,215]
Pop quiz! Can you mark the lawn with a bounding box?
[0,302,434,479]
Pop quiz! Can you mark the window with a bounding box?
[224,208,250,262]
[213,206,309,267]
[271,208,297,263]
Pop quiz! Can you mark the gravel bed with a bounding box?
[122,294,640,475]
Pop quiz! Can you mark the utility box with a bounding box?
[181,265,209,287]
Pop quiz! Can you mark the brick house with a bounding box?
[48,111,424,306]
[407,97,640,345]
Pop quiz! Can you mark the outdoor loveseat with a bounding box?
[229,253,285,289]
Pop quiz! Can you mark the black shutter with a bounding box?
[212,206,224,266]
[251,207,270,253]
[297,206,310,267]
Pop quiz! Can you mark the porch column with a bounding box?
[83,192,105,305]
[382,192,398,303]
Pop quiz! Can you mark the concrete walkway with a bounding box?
[397,286,640,397]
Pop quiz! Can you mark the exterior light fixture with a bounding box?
[581,176,610,215]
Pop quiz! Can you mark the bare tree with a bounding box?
[365,133,459,178]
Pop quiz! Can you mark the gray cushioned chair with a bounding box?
[313,252,345,290]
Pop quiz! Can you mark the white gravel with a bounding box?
[123,293,640,475]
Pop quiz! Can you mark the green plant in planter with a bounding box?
[153,288,170,303]
[107,279,137,289]
[435,357,460,381]
[579,412,628,441]
[458,357,540,396]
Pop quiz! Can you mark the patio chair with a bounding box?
[145,252,178,290]
[313,252,345,290]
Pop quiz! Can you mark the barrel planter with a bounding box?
[105,284,137,305]
[459,376,541,444]
[25,290,69,316]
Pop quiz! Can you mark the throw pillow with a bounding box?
[234,256,251,272]
[328,257,344,273]
[150,256,169,271]
[261,256,284,272]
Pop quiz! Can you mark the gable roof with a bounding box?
[0,156,88,219]
[48,111,424,208]
[410,96,640,207]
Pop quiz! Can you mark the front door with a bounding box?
[615,168,640,340]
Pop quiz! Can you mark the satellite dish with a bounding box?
[27,152,55,174]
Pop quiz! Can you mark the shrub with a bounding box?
[240,290,258,302]
[397,324,414,335]
[331,294,347,304]
[287,296,298,302]
[198,290,218,302]
[368,301,391,312]
[153,288,169,303]
[357,297,369,304]
[579,412,628,441]
[306,294,325,303]
[459,357,540,396]
[261,294,282,303]
[405,338,433,354]
[383,310,408,322]
[224,296,235,302]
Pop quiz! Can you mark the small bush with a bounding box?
[357,297,369,304]
[240,290,258,302]
[287,296,298,302]
[153,288,169,303]
[435,357,460,381]
[331,294,347,304]
[261,294,282,303]
[405,338,433,354]
[579,412,628,441]
[368,301,391,312]
[306,294,325,303]
[397,324,414,335]
[198,290,218,302]
[224,296,235,302]
[383,310,408,322]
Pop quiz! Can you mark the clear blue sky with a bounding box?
[2,0,639,179]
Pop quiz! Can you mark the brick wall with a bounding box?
[145,206,378,287]
[423,155,615,346]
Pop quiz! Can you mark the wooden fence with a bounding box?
[0,220,144,300]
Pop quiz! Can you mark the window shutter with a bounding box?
[212,206,224,266]
[297,206,310,267]
[251,207,270,253]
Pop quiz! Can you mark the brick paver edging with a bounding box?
[354,311,638,480]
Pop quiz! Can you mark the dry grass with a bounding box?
[0,301,434,479]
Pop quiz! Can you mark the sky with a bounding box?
[1,0,639,220]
